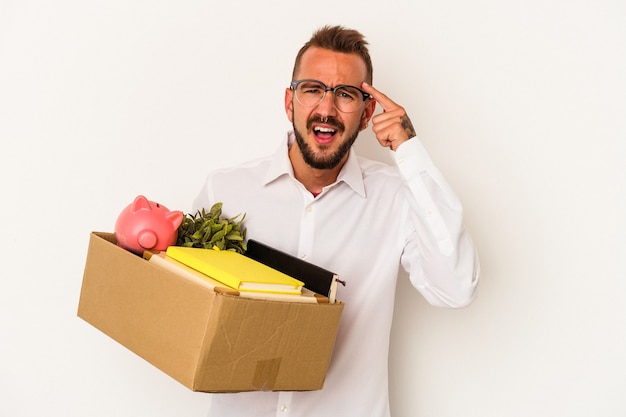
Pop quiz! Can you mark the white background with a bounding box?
[1,1,624,416]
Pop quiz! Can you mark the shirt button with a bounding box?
[306,205,313,213]
[280,405,288,412]
[301,254,308,261]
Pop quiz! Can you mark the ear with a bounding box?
[360,98,377,130]
[131,195,151,212]
[167,210,184,229]
[284,87,294,122]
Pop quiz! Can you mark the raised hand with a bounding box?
[362,82,416,151]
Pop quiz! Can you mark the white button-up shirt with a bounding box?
[193,131,480,417]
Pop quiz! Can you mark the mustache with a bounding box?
[307,116,345,132]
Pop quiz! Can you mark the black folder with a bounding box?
[244,239,342,303]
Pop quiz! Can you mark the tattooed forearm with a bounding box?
[401,115,417,139]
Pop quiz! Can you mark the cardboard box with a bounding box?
[77,232,343,392]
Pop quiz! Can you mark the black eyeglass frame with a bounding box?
[290,79,371,112]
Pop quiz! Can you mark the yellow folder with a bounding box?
[165,246,304,294]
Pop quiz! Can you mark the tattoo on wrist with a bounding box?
[401,116,416,139]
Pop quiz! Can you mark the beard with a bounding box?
[292,114,362,170]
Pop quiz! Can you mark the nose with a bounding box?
[316,90,337,118]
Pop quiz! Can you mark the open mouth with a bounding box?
[313,126,338,141]
[306,116,344,145]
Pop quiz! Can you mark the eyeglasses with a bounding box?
[290,79,371,114]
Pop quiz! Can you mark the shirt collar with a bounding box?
[263,131,366,198]
[262,132,295,185]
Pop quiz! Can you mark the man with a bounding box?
[193,25,480,417]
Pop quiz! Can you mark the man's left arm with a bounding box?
[362,82,480,307]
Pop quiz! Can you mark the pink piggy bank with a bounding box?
[114,195,184,255]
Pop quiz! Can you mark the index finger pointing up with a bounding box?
[361,82,399,112]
